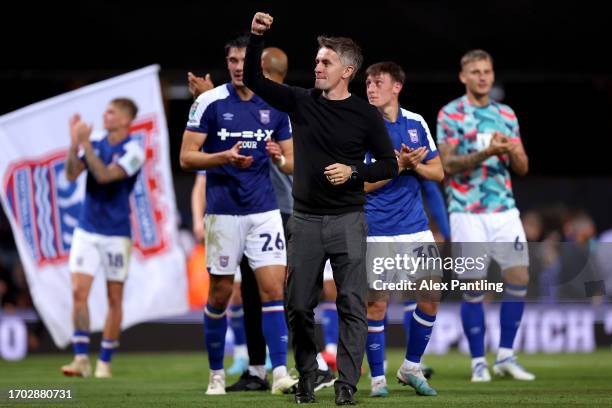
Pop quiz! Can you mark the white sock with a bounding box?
[471,357,487,370]
[401,359,420,372]
[272,365,288,381]
[210,369,225,378]
[497,347,514,362]
[75,354,88,361]
[248,365,266,380]
[316,353,329,371]
[233,345,249,360]
[371,375,386,385]
[325,344,337,355]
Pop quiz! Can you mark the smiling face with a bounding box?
[460,58,495,99]
[226,47,246,88]
[314,47,349,91]
[366,72,402,109]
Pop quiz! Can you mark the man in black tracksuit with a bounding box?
[245,12,398,405]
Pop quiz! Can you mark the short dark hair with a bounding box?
[365,61,406,85]
[317,36,363,81]
[111,98,138,120]
[225,34,250,56]
[460,49,493,69]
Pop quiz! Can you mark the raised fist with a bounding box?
[251,12,273,35]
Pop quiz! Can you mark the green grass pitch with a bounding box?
[1,350,611,407]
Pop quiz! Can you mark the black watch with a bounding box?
[350,165,358,181]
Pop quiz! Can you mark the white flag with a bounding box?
[0,65,188,348]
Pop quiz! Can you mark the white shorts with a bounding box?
[205,210,286,276]
[450,208,529,278]
[323,260,333,281]
[366,230,442,287]
[367,230,436,244]
[68,227,132,282]
[324,230,434,282]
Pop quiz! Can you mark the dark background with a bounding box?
[2,1,611,228]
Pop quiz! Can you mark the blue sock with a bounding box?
[99,339,119,363]
[461,292,486,358]
[321,301,339,349]
[406,307,436,363]
[500,284,527,349]
[72,330,89,356]
[204,304,228,370]
[229,305,246,347]
[366,319,385,378]
[402,301,417,340]
[261,300,288,369]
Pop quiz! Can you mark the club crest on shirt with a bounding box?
[259,110,271,124]
[219,255,229,268]
[408,129,419,143]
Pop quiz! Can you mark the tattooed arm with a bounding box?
[439,133,510,175]
[438,143,490,175]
